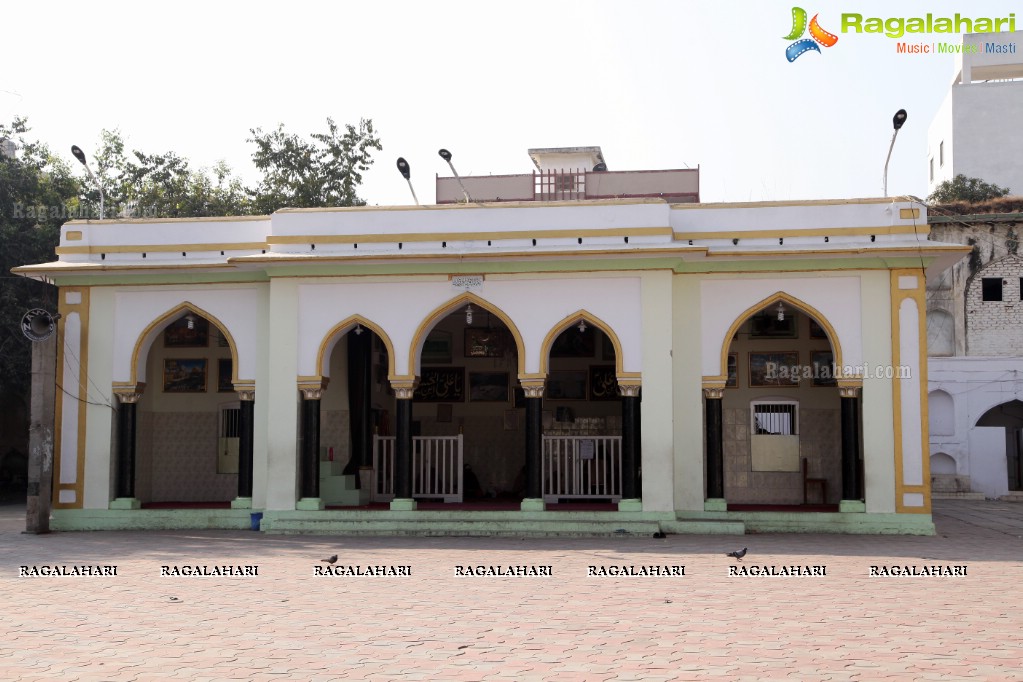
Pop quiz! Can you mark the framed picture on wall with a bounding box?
[750,311,797,339]
[217,358,234,392]
[422,330,452,364]
[588,365,620,401]
[546,370,587,400]
[163,358,207,393]
[811,350,837,387]
[748,351,799,387]
[413,367,465,402]
[163,316,209,348]
[809,318,828,340]
[726,352,738,388]
[469,372,510,402]
[464,328,507,358]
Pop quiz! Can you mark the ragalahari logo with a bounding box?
[784,7,839,61]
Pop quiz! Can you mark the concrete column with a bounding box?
[390,381,418,511]
[840,386,865,511]
[619,383,642,511]
[232,389,255,509]
[704,387,725,509]
[297,383,325,511]
[111,386,144,510]
[520,380,545,511]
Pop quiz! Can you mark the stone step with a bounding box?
[262,516,662,537]
[1000,492,1023,502]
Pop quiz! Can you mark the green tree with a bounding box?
[86,130,252,218]
[247,117,382,213]
[0,117,78,407]
[928,174,1012,204]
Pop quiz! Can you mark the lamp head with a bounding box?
[438,149,452,162]
[892,109,908,130]
[396,157,411,180]
[71,145,87,166]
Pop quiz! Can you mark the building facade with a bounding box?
[927,206,1023,498]
[15,149,967,535]
[927,31,1023,196]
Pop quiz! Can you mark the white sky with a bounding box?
[1,0,1016,206]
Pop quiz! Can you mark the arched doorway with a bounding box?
[410,304,521,504]
[719,299,845,508]
[132,309,240,507]
[540,313,632,507]
[311,319,394,507]
[977,400,1023,491]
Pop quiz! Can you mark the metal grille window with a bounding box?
[751,401,798,435]
[221,406,240,438]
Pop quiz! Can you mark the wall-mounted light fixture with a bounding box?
[465,304,474,325]
[775,302,786,322]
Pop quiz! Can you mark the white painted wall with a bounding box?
[699,275,864,377]
[673,275,705,512]
[860,273,896,513]
[295,275,644,378]
[929,355,1023,497]
[83,288,115,508]
[111,286,263,386]
[639,271,673,512]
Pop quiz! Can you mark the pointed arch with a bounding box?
[540,310,625,376]
[316,315,397,379]
[126,302,242,388]
[717,292,845,379]
[408,293,526,377]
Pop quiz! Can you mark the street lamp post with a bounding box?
[883,109,908,198]
[71,145,104,219]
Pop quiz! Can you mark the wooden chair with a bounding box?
[802,458,827,505]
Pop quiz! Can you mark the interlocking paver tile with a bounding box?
[2,499,1022,679]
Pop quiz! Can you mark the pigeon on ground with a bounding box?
[652,531,666,539]
[726,547,748,561]
[321,554,338,564]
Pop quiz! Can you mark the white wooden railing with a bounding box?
[372,435,464,503]
[542,436,622,503]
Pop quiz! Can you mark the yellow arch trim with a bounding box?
[409,293,526,376]
[539,310,625,376]
[316,315,397,379]
[129,302,243,387]
[717,292,845,379]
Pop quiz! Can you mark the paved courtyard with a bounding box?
[1,500,1021,681]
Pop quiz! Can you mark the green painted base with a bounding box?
[51,508,253,531]
[109,498,141,510]
[840,500,866,513]
[389,498,417,511]
[296,498,325,511]
[230,497,253,510]
[520,498,546,512]
[618,499,643,512]
[704,498,728,512]
[675,510,935,535]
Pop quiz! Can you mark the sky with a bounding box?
[1,0,1017,207]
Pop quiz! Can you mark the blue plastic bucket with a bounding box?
[250,512,263,531]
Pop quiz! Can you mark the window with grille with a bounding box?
[751,400,798,436]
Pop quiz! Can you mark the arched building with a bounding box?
[15,148,968,534]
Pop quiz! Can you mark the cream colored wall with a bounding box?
[265,279,300,510]
[639,271,674,511]
[672,275,705,512]
[861,272,897,513]
[83,288,115,508]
